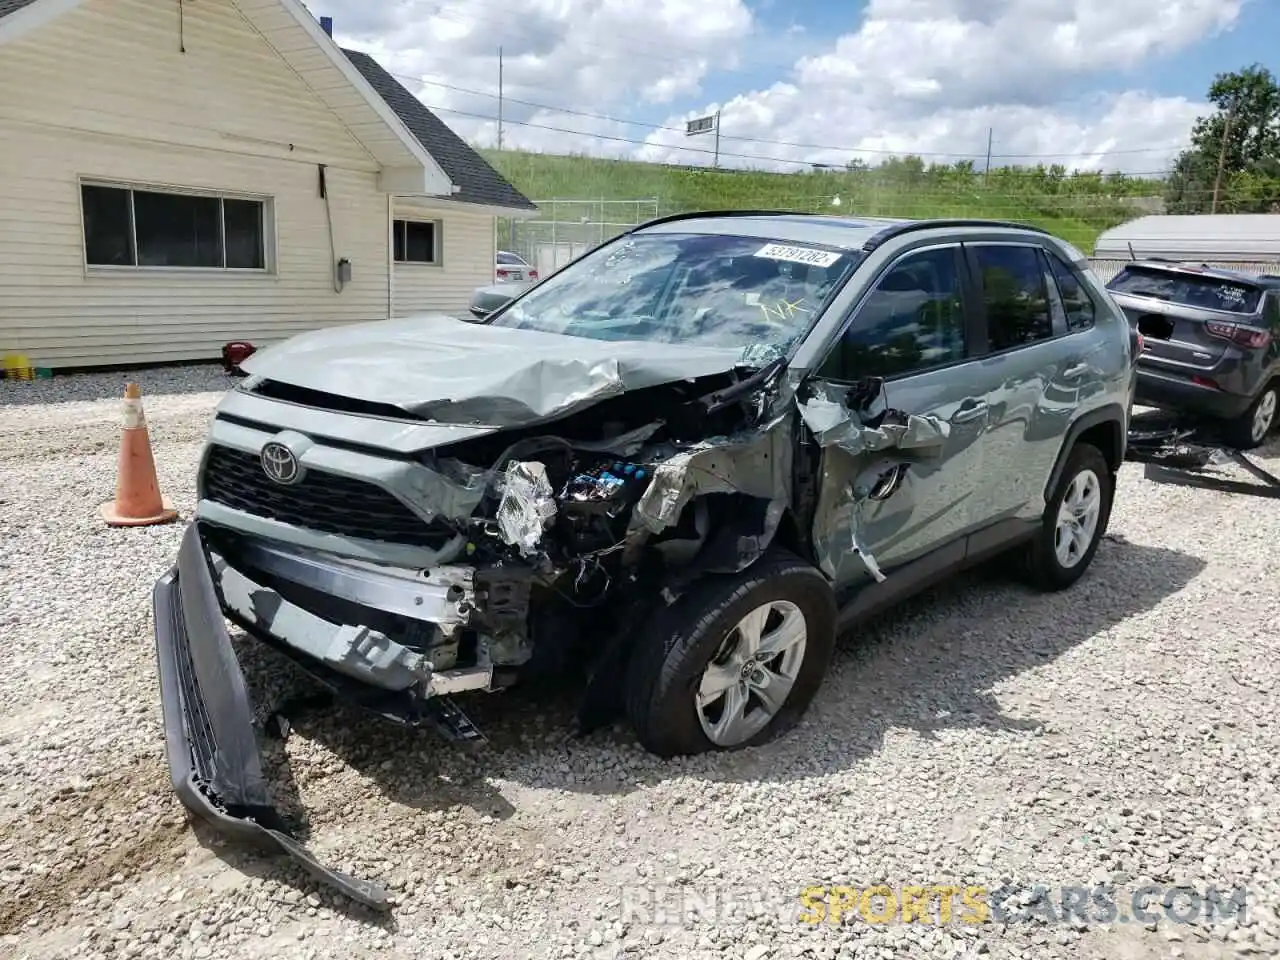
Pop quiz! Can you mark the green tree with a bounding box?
[1165,64,1280,213]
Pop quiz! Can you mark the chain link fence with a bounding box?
[498,199,660,277]
[1087,259,1280,283]
[498,197,1280,283]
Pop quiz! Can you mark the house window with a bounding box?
[81,183,269,270]
[393,218,440,264]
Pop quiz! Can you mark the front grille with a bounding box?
[202,445,454,548]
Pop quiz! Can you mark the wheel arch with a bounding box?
[1044,403,1126,503]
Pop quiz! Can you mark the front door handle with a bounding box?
[1063,362,1091,379]
[950,399,989,424]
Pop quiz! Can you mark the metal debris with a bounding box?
[496,460,558,555]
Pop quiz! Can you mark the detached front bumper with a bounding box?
[153,525,399,908]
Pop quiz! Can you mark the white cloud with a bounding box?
[327,0,751,123]
[325,0,1244,174]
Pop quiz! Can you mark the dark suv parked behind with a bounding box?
[1107,261,1280,448]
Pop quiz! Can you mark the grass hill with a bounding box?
[480,149,1167,251]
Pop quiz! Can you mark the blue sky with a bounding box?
[331,0,1261,174]
[1137,0,1274,98]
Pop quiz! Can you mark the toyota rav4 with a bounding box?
[153,213,1136,905]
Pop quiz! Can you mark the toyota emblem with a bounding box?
[260,442,301,485]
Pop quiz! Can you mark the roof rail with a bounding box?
[624,209,806,235]
[861,218,1052,253]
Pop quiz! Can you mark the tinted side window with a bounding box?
[817,247,967,381]
[1045,250,1096,332]
[973,245,1053,350]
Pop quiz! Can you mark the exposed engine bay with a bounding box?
[192,359,805,744]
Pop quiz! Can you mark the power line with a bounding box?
[415,96,1178,176]
[384,67,1192,162]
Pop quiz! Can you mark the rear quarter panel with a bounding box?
[1059,252,1134,462]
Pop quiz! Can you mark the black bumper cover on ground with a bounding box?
[152,524,390,909]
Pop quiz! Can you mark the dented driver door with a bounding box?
[801,243,989,589]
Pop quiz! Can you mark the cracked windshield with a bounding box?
[489,232,860,350]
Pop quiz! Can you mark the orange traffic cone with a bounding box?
[99,383,179,527]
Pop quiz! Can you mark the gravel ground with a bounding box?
[1,365,1278,960]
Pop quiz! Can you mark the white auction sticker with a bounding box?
[753,243,841,268]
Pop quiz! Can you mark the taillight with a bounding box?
[528,270,539,280]
[1205,320,1271,349]
[1135,332,1145,356]
[1192,375,1220,390]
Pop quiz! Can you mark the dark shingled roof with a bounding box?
[343,48,536,212]
[0,0,40,18]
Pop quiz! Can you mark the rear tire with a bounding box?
[1018,442,1114,591]
[1221,382,1278,450]
[624,552,837,758]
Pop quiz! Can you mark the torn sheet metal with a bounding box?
[570,421,664,458]
[238,314,748,428]
[403,457,490,521]
[798,383,950,582]
[797,384,950,455]
[216,555,431,691]
[811,476,893,583]
[630,414,794,535]
[496,460,558,555]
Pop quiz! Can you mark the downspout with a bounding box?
[319,164,343,293]
[387,194,395,319]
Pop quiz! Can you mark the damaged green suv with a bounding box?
[154,213,1135,906]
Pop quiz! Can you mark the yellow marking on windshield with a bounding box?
[758,297,812,322]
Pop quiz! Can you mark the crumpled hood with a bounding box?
[240,313,748,427]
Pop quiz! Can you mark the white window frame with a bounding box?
[393,217,443,266]
[78,177,277,276]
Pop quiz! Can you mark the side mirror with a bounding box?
[467,283,522,322]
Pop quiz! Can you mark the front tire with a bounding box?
[1221,382,1278,450]
[1018,442,1114,591]
[625,552,837,758]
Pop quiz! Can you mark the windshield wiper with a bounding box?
[1128,288,1172,300]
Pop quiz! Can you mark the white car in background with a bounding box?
[496,250,538,283]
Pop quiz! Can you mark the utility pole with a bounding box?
[984,127,993,178]
[1211,99,1236,214]
[497,46,504,150]
[713,110,721,168]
